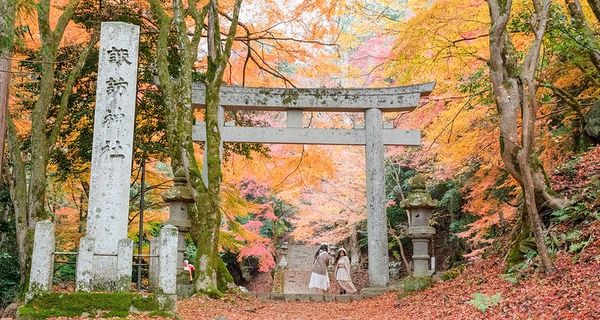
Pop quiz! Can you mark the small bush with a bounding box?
[467,292,502,313]
[441,266,463,281]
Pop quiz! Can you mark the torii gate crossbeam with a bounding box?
[192,83,434,287]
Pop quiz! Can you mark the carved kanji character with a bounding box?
[103,106,126,125]
[107,47,132,65]
[106,77,128,95]
[100,140,126,159]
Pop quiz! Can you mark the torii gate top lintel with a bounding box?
[191,82,435,112]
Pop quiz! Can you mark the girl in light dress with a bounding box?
[308,244,330,293]
[334,248,357,294]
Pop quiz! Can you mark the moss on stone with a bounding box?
[131,294,161,311]
[441,266,463,281]
[198,287,224,299]
[402,276,434,292]
[18,292,168,319]
[149,310,177,318]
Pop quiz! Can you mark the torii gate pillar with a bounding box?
[365,108,389,286]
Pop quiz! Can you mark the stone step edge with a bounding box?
[248,292,388,302]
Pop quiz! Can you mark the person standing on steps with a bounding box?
[335,248,357,294]
[308,243,330,293]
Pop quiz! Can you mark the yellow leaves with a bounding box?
[221,183,259,221]
[223,145,335,193]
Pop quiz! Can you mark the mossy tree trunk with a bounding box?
[0,0,17,172]
[487,0,568,273]
[150,0,242,293]
[4,0,95,286]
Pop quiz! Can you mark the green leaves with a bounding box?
[467,292,502,313]
[550,202,591,224]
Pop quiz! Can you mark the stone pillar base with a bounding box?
[116,238,133,291]
[27,221,55,300]
[157,294,177,311]
[411,238,431,277]
[148,238,159,291]
[76,237,95,292]
[158,225,178,296]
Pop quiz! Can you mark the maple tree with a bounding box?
[1,1,599,315]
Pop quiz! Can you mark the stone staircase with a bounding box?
[261,244,399,301]
[283,245,319,294]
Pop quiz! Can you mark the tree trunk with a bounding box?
[0,55,10,172]
[149,0,241,294]
[586,0,600,22]
[487,0,563,273]
[388,222,412,276]
[349,226,360,266]
[3,0,85,285]
[0,0,17,180]
[6,112,32,285]
[566,0,600,74]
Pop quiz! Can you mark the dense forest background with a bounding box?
[0,0,599,316]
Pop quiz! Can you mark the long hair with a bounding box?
[335,248,348,265]
[314,244,328,262]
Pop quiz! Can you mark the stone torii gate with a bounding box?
[191,83,434,287]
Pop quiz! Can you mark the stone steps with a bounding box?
[283,245,319,294]
[250,293,381,302]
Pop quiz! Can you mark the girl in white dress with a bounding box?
[308,244,330,293]
[334,248,357,294]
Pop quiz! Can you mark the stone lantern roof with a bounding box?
[401,174,438,209]
[162,168,195,203]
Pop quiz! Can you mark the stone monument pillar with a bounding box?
[28,221,55,298]
[365,108,389,286]
[83,21,140,290]
[401,174,437,277]
[157,225,178,310]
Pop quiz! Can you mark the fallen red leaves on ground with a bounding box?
[167,221,600,320]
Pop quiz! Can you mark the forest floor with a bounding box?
[166,220,600,320]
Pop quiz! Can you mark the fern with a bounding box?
[467,292,502,313]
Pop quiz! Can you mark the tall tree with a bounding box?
[0,0,17,172]
[5,0,96,283]
[486,0,567,272]
[149,0,242,293]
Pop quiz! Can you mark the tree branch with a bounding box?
[219,0,243,73]
[48,32,99,153]
[53,0,81,43]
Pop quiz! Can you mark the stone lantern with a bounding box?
[401,174,437,277]
[162,168,195,271]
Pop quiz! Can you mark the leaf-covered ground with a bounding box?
[169,221,599,320]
